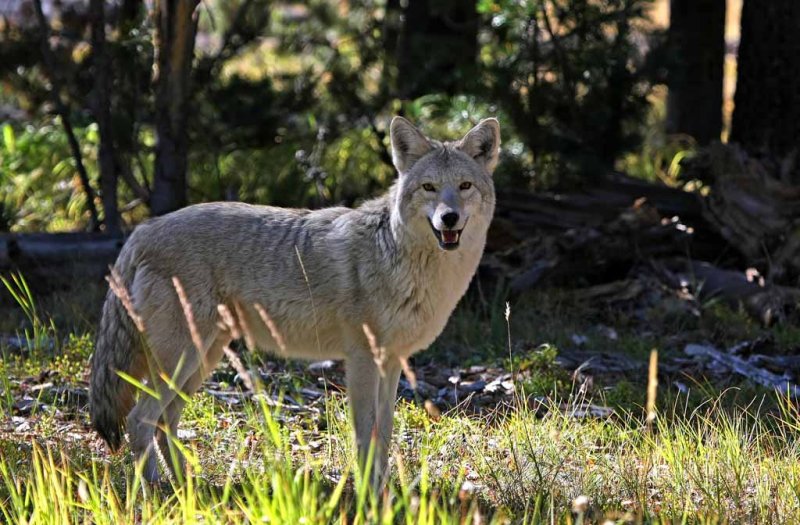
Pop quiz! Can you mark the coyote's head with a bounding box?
[390,117,499,252]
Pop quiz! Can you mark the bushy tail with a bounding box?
[90,265,143,451]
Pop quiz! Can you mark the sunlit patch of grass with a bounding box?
[3,274,800,521]
[3,347,800,522]
[1,273,58,355]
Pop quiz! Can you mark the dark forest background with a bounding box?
[2,0,800,315]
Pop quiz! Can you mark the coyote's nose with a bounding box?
[441,212,459,229]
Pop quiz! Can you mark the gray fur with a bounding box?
[89,117,500,487]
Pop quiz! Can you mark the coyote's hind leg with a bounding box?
[154,330,231,480]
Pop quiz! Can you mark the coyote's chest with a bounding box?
[381,247,482,357]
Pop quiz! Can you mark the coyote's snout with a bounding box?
[426,185,471,250]
[90,116,500,488]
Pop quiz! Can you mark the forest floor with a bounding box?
[1,275,800,523]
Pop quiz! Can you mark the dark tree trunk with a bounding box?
[114,0,151,204]
[395,0,479,99]
[666,0,725,145]
[730,0,800,175]
[151,0,200,216]
[90,0,120,234]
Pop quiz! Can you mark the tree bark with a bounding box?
[90,0,120,234]
[666,0,725,145]
[730,0,800,174]
[151,0,200,216]
[115,0,152,204]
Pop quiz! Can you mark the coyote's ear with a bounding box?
[390,117,433,174]
[457,118,501,174]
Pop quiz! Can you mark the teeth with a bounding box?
[441,230,459,244]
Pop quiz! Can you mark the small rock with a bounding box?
[13,397,36,415]
[598,325,619,340]
[571,334,589,346]
[308,360,336,373]
[571,495,589,513]
[300,387,323,399]
[484,380,501,393]
[177,428,197,439]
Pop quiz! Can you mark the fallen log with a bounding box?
[496,172,708,232]
[487,198,700,292]
[653,259,800,325]
[681,143,800,284]
[0,233,123,290]
[685,343,800,397]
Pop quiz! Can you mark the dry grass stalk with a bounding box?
[171,277,204,353]
[222,345,255,392]
[217,304,241,340]
[254,302,287,353]
[423,400,441,421]
[106,267,144,332]
[232,300,256,351]
[172,276,217,380]
[362,323,386,377]
[399,357,417,390]
[646,349,658,429]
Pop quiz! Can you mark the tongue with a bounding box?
[442,230,458,244]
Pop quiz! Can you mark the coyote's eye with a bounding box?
[460,182,472,190]
[422,183,436,192]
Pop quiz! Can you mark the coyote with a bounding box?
[90,117,500,486]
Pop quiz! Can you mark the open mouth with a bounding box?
[428,219,464,251]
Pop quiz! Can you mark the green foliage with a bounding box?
[616,89,697,185]
[479,0,660,186]
[515,343,570,397]
[0,122,98,232]
[0,0,667,230]
[0,273,57,354]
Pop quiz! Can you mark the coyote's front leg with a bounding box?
[345,351,402,490]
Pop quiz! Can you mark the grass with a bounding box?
[2,276,800,522]
[3,374,800,522]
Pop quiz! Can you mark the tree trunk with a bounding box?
[90,0,120,234]
[666,0,725,145]
[395,0,479,99]
[151,0,200,216]
[730,0,800,174]
[114,0,152,204]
